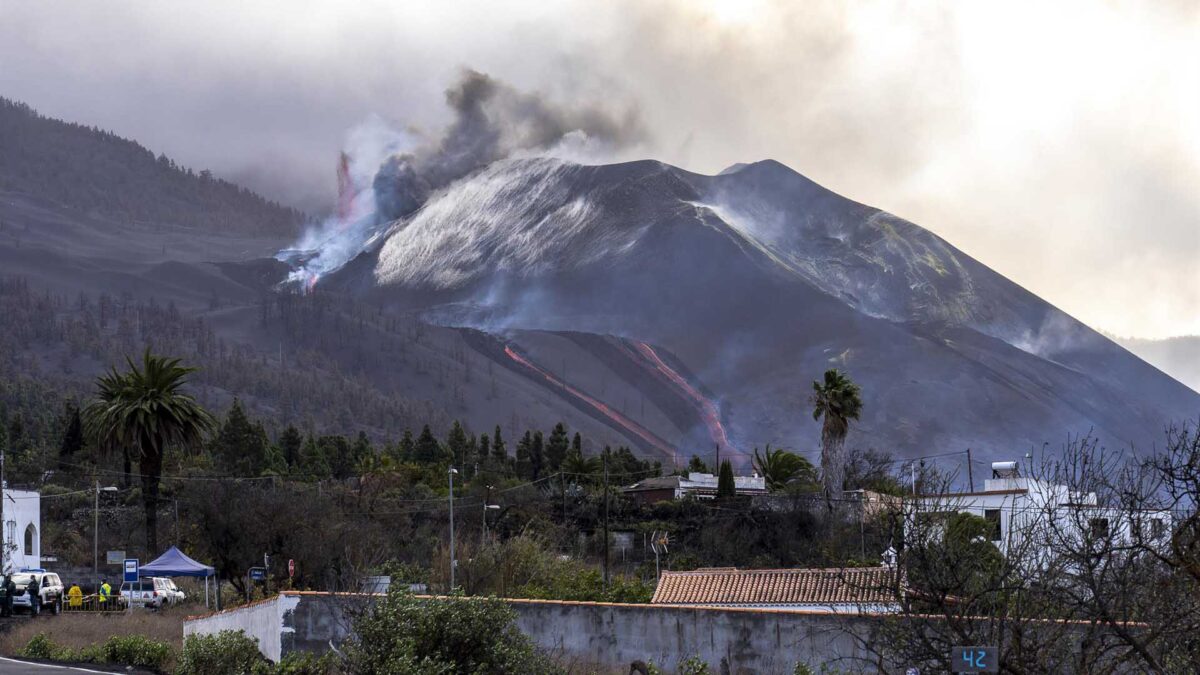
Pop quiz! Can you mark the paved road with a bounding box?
[0,656,143,673]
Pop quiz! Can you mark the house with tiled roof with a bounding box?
[651,566,901,614]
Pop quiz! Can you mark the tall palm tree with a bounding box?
[83,351,214,553]
[810,369,863,509]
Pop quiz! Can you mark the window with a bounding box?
[23,524,36,556]
[1089,518,1110,540]
[984,509,1003,542]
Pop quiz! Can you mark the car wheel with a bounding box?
[51,598,61,615]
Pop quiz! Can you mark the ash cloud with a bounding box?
[281,69,645,287]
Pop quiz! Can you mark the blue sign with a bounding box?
[248,567,267,581]
[123,558,139,583]
[950,646,998,673]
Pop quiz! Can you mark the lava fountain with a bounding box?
[503,346,677,462]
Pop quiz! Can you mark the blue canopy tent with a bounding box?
[138,546,216,607]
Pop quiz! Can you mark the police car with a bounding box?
[11,569,65,616]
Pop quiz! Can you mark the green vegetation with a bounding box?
[753,444,817,491]
[82,350,216,553]
[19,632,174,671]
[344,590,559,674]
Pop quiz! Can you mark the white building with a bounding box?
[908,461,1170,560]
[2,488,41,572]
[623,472,767,504]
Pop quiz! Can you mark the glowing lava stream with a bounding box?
[503,346,677,462]
[629,341,740,461]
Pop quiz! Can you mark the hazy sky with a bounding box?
[1,0,1197,339]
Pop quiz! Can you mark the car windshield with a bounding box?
[10,574,34,585]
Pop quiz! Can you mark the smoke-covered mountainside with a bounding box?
[2,94,1194,473]
[0,98,303,236]
[318,156,1199,466]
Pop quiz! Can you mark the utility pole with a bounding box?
[966,448,975,492]
[1,449,5,575]
[448,467,458,593]
[603,454,610,588]
[561,472,566,524]
[94,480,99,577]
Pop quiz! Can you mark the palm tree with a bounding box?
[810,369,863,509]
[83,351,215,553]
[752,444,816,491]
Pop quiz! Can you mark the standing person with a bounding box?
[3,575,13,617]
[98,578,111,609]
[0,574,8,617]
[27,575,40,616]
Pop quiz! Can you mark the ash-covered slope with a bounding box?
[328,157,1199,465]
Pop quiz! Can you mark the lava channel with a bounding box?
[503,346,677,462]
[626,340,741,462]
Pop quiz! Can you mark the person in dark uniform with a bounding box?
[4,575,16,617]
[27,575,40,616]
[0,574,9,617]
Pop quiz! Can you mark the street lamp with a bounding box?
[481,500,500,547]
[94,482,118,577]
[448,468,458,592]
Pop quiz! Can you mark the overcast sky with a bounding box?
[1,0,1196,339]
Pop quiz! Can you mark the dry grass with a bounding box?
[0,601,202,659]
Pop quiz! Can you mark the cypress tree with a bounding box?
[398,428,415,461]
[546,423,569,471]
[446,421,469,469]
[414,425,443,464]
[530,431,545,480]
[717,460,736,499]
[279,425,303,468]
[491,426,506,462]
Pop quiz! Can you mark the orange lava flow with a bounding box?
[504,346,676,460]
[631,341,739,460]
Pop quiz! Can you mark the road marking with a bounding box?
[0,655,118,673]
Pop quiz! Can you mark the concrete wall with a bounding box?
[185,592,879,672]
[183,593,300,662]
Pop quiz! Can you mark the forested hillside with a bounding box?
[0,98,303,235]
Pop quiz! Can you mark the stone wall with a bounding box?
[185,592,881,672]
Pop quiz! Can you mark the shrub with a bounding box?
[98,634,173,670]
[20,633,59,660]
[176,630,266,675]
[344,589,561,674]
[678,656,711,675]
[271,651,341,674]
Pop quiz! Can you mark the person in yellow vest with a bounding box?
[98,579,112,608]
[67,584,83,609]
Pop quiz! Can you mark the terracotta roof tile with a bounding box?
[651,567,898,606]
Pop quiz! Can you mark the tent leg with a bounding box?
[205,577,209,608]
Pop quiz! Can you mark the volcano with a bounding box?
[320,156,1200,468]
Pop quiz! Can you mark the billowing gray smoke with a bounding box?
[280,68,643,288]
[373,69,644,222]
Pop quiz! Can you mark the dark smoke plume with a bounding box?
[374,69,645,221]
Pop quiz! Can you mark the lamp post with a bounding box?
[94,482,118,577]
[448,467,458,592]
[482,489,500,548]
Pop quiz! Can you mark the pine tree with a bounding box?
[478,434,491,464]
[717,460,736,500]
[572,432,582,454]
[446,421,469,469]
[414,425,443,464]
[351,431,373,473]
[321,435,354,480]
[687,455,710,475]
[530,431,545,480]
[279,425,303,469]
[59,404,84,466]
[398,429,415,461]
[300,434,331,480]
[515,431,533,479]
[546,422,569,472]
[491,426,506,462]
[211,399,269,475]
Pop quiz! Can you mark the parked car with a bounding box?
[11,571,64,616]
[149,577,185,605]
[120,579,165,609]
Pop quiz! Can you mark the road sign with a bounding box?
[248,566,267,582]
[106,550,125,565]
[123,558,138,583]
[288,559,295,578]
[951,646,999,673]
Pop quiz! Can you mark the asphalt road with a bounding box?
[0,656,148,674]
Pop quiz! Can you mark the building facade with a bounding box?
[623,472,768,504]
[3,488,41,572]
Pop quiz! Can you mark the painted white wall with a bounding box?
[3,489,41,572]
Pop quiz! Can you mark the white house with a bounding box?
[908,461,1170,560]
[2,488,41,572]
[623,472,768,504]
